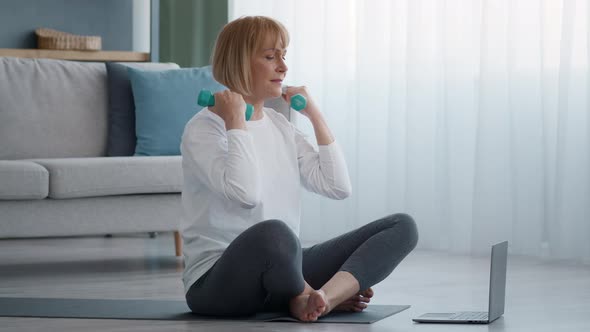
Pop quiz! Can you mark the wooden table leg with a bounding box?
[173,231,182,257]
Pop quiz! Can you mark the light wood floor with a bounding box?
[0,232,588,332]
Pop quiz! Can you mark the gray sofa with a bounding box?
[0,56,290,256]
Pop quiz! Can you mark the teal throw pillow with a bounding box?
[127,66,225,156]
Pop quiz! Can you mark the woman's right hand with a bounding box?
[209,90,247,130]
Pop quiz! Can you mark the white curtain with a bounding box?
[229,0,589,263]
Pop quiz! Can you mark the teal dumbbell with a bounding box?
[198,88,308,121]
[282,86,307,111]
[198,90,254,121]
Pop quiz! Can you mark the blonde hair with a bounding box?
[211,16,289,96]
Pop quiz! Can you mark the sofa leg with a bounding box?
[174,231,182,257]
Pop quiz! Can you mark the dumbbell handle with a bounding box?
[197,90,254,121]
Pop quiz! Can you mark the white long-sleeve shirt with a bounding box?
[180,107,352,293]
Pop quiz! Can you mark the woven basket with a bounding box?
[35,28,102,51]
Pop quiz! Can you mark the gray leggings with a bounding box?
[185,213,419,316]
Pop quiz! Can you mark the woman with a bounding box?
[180,16,418,322]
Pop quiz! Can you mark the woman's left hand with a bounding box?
[282,86,321,120]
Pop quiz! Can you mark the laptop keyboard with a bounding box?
[450,311,488,321]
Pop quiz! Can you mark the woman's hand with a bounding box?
[282,86,321,120]
[284,85,334,145]
[209,90,247,130]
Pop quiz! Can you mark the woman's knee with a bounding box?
[254,219,295,240]
[249,219,301,260]
[397,213,419,250]
[382,213,419,250]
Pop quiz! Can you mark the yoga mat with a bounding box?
[0,297,410,324]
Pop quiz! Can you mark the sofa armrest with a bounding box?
[0,160,49,200]
[264,96,291,121]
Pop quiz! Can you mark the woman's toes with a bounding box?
[310,290,327,311]
[290,290,328,322]
[308,308,322,321]
[355,302,368,311]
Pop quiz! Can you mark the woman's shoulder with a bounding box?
[189,108,225,127]
[183,108,226,138]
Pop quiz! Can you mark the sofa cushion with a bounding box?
[127,66,225,156]
[30,157,182,199]
[0,57,108,160]
[105,62,180,157]
[0,161,49,200]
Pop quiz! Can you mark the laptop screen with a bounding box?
[488,241,508,321]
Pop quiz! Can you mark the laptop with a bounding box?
[413,241,508,324]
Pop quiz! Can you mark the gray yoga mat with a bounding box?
[0,297,410,324]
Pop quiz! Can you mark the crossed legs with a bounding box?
[185,214,418,321]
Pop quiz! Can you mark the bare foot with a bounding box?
[333,287,374,313]
[289,290,327,322]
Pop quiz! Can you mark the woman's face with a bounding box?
[250,36,288,100]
